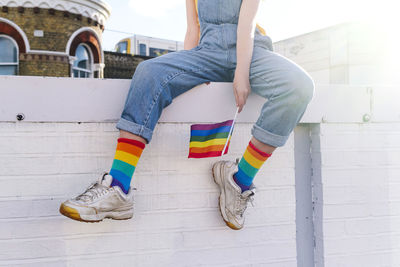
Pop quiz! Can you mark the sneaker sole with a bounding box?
[212,161,242,230]
[59,203,133,223]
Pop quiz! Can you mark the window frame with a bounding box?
[71,43,94,78]
[0,34,19,75]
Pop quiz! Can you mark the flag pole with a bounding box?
[220,107,239,157]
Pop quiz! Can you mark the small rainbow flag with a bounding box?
[188,119,235,158]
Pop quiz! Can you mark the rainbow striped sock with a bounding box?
[109,138,145,194]
[233,141,272,192]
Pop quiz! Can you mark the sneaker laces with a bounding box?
[235,191,255,217]
[75,174,112,201]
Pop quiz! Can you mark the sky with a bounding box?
[101,0,394,52]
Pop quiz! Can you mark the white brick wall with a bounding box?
[1,69,399,265]
[0,122,297,266]
[2,118,399,267]
[313,123,400,267]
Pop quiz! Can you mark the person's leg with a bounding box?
[212,45,315,230]
[119,130,147,143]
[232,139,273,192]
[60,45,234,222]
[232,46,315,192]
[109,45,234,193]
[107,130,147,194]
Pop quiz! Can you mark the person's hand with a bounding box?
[233,71,251,113]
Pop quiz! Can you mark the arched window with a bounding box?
[72,44,93,78]
[0,35,18,75]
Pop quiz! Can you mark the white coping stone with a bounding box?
[1,76,398,123]
[0,0,111,24]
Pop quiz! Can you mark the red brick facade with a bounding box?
[0,21,26,53]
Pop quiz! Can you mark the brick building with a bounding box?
[0,0,110,78]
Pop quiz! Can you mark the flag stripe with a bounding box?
[190,120,233,131]
[188,142,230,158]
[189,138,227,148]
[190,131,229,142]
[188,148,229,158]
[189,144,225,154]
[190,125,231,136]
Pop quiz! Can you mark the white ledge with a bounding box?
[0,76,398,123]
[0,0,111,24]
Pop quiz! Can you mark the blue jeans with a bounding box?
[116,0,315,147]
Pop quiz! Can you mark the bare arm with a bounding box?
[184,0,200,50]
[234,0,261,112]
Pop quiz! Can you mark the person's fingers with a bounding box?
[238,92,245,113]
[233,84,239,108]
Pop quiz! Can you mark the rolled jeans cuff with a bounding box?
[115,117,153,143]
[251,124,290,148]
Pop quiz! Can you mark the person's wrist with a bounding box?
[234,65,250,78]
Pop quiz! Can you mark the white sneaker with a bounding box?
[212,160,256,230]
[59,172,134,222]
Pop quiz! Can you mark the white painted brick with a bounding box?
[316,122,400,265]
[321,220,346,238]
[325,251,395,267]
[323,234,400,255]
[324,203,371,219]
[370,201,400,217]
[3,115,400,267]
[344,217,399,236]
[321,168,389,186]
[320,149,400,168]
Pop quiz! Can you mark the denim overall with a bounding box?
[116,0,315,148]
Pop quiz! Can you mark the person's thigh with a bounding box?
[135,45,233,98]
[249,46,314,100]
[117,45,234,143]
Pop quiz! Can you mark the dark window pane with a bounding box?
[73,44,91,70]
[117,41,128,53]
[139,44,146,56]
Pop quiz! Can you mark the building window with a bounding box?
[116,41,127,53]
[0,35,18,75]
[72,44,92,78]
[139,43,147,56]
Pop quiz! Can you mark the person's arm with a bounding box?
[184,0,200,50]
[234,0,261,112]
